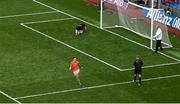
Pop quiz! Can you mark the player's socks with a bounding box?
[78,81,83,87]
[134,76,137,82]
[80,83,83,87]
[77,78,82,87]
[139,77,141,84]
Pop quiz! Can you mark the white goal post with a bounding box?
[100,0,173,49]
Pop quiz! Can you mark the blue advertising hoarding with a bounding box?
[142,8,180,30]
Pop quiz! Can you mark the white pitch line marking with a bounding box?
[159,52,180,62]
[14,74,180,100]
[121,61,180,71]
[20,18,179,71]
[0,91,22,104]
[23,17,74,25]
[21,17,180,71]
[0,11,58,19]
[20,23,122,71]
[32,0,180,62]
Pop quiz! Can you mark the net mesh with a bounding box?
[101,0,172,48]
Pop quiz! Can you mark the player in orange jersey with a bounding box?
[69,57,82,87]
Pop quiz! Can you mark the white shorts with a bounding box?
[73,69,80,76]
[75,30,83,34]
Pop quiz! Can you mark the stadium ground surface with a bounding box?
[0,0,180,103]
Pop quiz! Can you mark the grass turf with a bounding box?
[0,0,180,103]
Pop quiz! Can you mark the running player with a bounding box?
[69,57,82,87]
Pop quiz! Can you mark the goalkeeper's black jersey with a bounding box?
[134,59,143,70]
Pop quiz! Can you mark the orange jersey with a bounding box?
[70,60,80,71]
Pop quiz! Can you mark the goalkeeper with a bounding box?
[75,23,86,36]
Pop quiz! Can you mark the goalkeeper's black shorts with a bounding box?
[134,69,142,74]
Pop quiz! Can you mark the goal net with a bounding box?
[100,0,173,49]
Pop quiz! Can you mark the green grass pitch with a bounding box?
[0,0,180,103]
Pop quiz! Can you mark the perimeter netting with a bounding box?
[101,0,173,49]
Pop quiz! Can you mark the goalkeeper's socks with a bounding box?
[139,77,141,84]
[134,76,136,82]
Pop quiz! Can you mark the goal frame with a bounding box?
[99,0,173,50]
